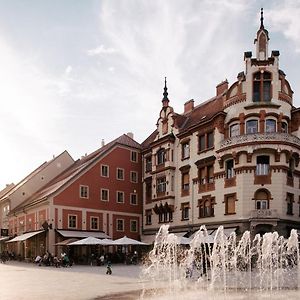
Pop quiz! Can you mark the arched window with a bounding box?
[254,189,270,210]
[246,119,258,134]
[230,123,240,137]
[281,122,288,133]
[265,119,276,133]
[253,71,271,102]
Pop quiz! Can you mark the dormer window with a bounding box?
[157,149,166,165]
[253,71,271,102]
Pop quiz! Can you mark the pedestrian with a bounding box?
[106,261,112,275]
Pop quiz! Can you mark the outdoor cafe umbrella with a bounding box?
[68,236,108,246]
[112,236,147,246]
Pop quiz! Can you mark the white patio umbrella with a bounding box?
[113,236,147,245]
[68,236,108,246]
[176,236,191,245]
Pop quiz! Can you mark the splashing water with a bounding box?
[141,225,300,299]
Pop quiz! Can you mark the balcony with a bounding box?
[219,133,300,151]
[250,209,278,219]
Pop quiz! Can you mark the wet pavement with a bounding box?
[0,261,145,300]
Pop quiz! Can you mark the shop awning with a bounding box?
[56,230,110,239]
[0,237,9,242]
[6,230,44,243]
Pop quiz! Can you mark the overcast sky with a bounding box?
[0,0,299,189]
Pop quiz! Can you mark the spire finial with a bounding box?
[163,77,168,101]
[260,8,264,28]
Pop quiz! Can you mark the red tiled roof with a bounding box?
[10,134,141,213]
[141,130,158,150]
[178,95,224,133]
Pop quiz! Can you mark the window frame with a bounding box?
[130,220,138,232]
[101,165,109,178]
[116,168,125,180]
[79,185,89,199]
[116,219,124,232]
[116,191,125,203]
[265,119,276,133]
[130,151,138,163]
[101,189,109,201]
[68,215,77,229]
[182,142,190,160]
[230,123,240,137]
[90,216,99,230]
[246,119,259,134]
[130,193,138,205]
[130,171,138,183]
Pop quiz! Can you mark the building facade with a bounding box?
[2,134,142,259]
[141,12,300,242]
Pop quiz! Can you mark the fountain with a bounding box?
[141,225,300,299]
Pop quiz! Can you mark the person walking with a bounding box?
[106,261,112,275]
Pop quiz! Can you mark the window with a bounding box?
[181,203,190,220]
[117,191,124,203]
[256,156,269,175]
[157,149,166,165]
[117,168,124,180]
[130,171,138,183]
[253,71,271,102]
[226,159,234,179]
[199,197,215,218]
[225,194,236,215]
[287,193,294,215]
[116,219,124,231]
[255,190,269,210]
[101,189,109,201]
[288,158,295,178]
[68,215,77,229]
[265,119,276,133]
[130,193,138,205]
[145,179,152,201]
[246,120,258,134]
[207,165,214,183]
[101,165,109,177]
[131,151,138,162]
[80,185,89,199]
[207,132,214,148]
[158,211,173,223]
[182,142,190,159]
[199,132,214,151]
[91,217,99,230]
[199,167,206,185]
[145,156,152,172]
[130,220,138,232]
[157,177,167,194]
[146,210,152,225]
[230,123,240,137]
[281,122,288,133]
[182,172,190,192]
[199,135,205,151]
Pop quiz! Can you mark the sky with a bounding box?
[0,0,299,189]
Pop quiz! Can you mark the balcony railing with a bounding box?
[219,133,300,150]
[250,209,278,219]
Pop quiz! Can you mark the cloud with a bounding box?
[268,0,300,52]
[87,44,117,56]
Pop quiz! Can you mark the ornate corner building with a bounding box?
[141,10,300,241]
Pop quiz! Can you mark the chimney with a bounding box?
[101,139,105,147]
[216,80,228,96]
[127,132,134,139]
[184,99,194,114]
